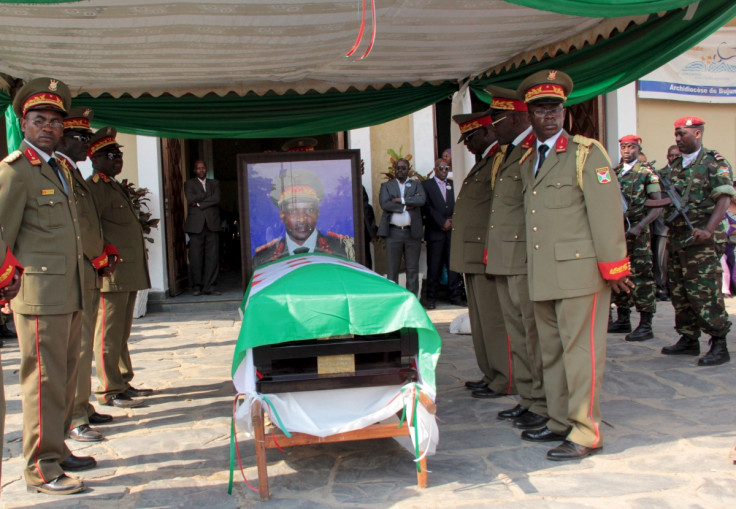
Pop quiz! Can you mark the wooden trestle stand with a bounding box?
[250,391,436,500]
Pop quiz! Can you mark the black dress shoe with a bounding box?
[421,300,436,310]
[464,380,488,390]
[104,392,144,408]
[27,474,85,495]
[520,426,567,442]
[69,424,104,442]
[547,440,601,461]
[661,335,700,356]
[471,387,502,399]
[203,290,222,295]
[498,404,527,420]
[60,453,97,472]
[450,299,468,307]
[513,411,548,430]
[124,386,154,398]
[89,411,113,424]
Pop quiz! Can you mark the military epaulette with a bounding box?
[327,231,347,239]
[1,150,22,164]
[707,149,726,162]
[572,135,612,190]
[519,147,534,165]
[255,237,280,254]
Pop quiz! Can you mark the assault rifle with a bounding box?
[644,162,694,243]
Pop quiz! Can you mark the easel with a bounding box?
[250,392,436,500]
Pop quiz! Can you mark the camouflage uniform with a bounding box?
[666,148,734,338]
[612,162,660,313]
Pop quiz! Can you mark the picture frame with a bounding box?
[237,149,364,288]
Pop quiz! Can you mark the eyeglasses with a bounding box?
[436,166,450,171]
[94,152,123,160]
[491,116,508,126]
[530,106,564,118]
[465,129,482,142]
[66,133,90,143]
[29,118,64,130]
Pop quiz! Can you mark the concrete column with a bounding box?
[135,135,167,294]
[348,127,372,197]
[410,105,436,178]
[605,82,638,162]
[451,88,474,188]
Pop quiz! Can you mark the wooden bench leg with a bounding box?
[417,452,428,488]
[251,399,270,500]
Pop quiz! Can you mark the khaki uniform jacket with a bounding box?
[485,134,536,276]
[87,174,151,293]
[449,144,499,275]
[0,142,84,314]
[58,155,106,291]
[520,132,628,301]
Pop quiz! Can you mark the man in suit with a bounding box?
[56,107,118,443]
[517,70,631,460]
[483,86,547,429]
[449,111,514,399]
[421,157,463,309]
[377,158,427,296]
[253,169,353,267]
[87,127,153,410]
[184,160,221,296]
[0,78,92,495]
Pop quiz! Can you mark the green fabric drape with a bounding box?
[472,0,736,106]
[72,83,457,139]
[505,0,698,17]
[4,105,22,153]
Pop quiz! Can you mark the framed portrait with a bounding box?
[237,149,364,287]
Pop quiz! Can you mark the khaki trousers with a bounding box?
[94,291,136,404]
[72,285,101,428]
[496,274,546,415]
[15,311,82,485]
[533,289,610,448]
[465,273,514,394]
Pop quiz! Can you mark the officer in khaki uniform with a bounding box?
[87,128,152,409]
[450,110,514,399]
[483,86,547,428]
[517,70,631,460]
[0,241,23,486]
[56,108,119,442]
[0,78,92,495]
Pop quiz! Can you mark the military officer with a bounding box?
[0,77,92,495]
[56,108,118,443]
[0,241,23,486]
[608,135,662,341]
[517,70,631,460]
[87,127,153,408]
[483,86,547,428]
[449,110,514,399]
[660,117,734,366]
[253,169,354,267]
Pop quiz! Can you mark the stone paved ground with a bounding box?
[1,297,735,508]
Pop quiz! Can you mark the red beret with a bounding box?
[674,116,705,128]
[618,134,641,145]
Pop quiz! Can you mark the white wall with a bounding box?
[410,105,436,178]
[605,82,638,163]
[348,126,373,197]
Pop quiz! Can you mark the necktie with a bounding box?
[536,145,549,176]
[48,158,69,194]
[293,247,309,254]
[439,180,446,201]
[504,143,515,162]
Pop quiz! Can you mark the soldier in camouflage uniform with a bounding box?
[608,135,662,341]
[660,117,734,366]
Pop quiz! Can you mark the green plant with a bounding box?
[121,179,160,244]
[383,146,430,181]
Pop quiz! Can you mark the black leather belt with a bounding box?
[390,225,410,230]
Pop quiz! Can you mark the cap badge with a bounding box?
[106,127,113,135]
[547,70,557,81]
[48,79,59,91]
[83,108,92,117]
[685,119,692,126]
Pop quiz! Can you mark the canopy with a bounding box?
[1,1,734,139]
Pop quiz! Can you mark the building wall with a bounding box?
[638,99,736,168]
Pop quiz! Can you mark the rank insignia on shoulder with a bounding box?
[596,167,611,184]
[1,150,22,164]
[255,237,280,253]
[650,174,660,183]
[41,189,55,195]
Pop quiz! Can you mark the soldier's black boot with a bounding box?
[607,307,631,333]
[661,335,700,356]
[625,312,654,342]
[697,337,730,366]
